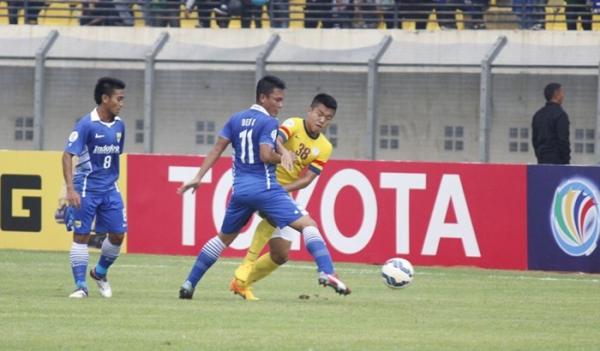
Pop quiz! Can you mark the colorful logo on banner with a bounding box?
[550,178,600,257]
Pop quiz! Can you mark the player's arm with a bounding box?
[282,168,319,193]
[62,151,81,208]
[178,136,230,194]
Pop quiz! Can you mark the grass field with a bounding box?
[1,249,599,351]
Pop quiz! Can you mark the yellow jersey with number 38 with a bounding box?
[276,117,333,186]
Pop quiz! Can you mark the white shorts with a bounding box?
[271,206,308,242]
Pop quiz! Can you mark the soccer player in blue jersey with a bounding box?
[177,75,351,299]
[62,77,127,298]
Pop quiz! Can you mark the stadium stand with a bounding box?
[0,0,599,30]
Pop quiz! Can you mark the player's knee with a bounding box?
[108,233,124,246]
[73,234,90,244]
[270,251,288,265]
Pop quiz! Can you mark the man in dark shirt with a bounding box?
[531,82,570,164]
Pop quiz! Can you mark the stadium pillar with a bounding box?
[596,61,600,163]
[479,35,507,163]
[33,30,58,151]
[366,35,392,160]
[144,32,170,154]
[255,34,280,84]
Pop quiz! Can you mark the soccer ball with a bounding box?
[381,258,414,289]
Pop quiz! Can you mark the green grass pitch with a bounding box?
[1,249,599,350]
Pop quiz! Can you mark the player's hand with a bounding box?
[65,188,81,208]
[280,148,295,171]
[177,179,200,194]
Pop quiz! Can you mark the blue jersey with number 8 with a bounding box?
[64,108,125,195]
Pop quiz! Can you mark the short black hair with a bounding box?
[311,93,337,111]
[94,77,126,105]
[256,75,286,102]
[544,82,562,102]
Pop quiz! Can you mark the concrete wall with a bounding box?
[1,26,598,165]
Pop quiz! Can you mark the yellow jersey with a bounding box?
[276,117,333,185]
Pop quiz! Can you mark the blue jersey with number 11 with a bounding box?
[64,108,125,195]
[220,104,279,193]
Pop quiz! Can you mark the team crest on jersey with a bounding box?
[68,131,79,142]
[116,132,122,143]
[312,147,320,156]
[283,119,295,128]
[271,130,277,141]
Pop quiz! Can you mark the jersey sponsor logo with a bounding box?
[0,174,42,232]
[271,130,277,142]
[95,133,104,139]
[68,131,79,142]
[92,145,120,155]
[550,178,600,256]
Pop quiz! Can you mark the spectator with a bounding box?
[531,83,570,165]
[434,0,460,29]
[149,0,182,27]
[513,0,545,29]
[269,0,289,28]
[462,0,489,29]
[7,1,20,24]
[379,0,401,29]
[80,0,123,26]
[304,0,334,28]
[240,0,265,28]
[185,0,229,28]
[354,0,379,28]
[565,0,591,30]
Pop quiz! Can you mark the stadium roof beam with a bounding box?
[144,32,170,154]
[366,35,392,160]
[479,35,507,163]
[33,30,58,151]
[256,34,281,84]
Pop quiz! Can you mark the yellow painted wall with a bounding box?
[0,150,127,252]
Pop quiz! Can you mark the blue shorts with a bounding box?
[221,186,303,235]
[72,189,127,235]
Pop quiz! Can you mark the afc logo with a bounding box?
[1,174,42,232]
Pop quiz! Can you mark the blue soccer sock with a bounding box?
[94,237,121,278]
[70,242,89,290]
[303,226,334,275]
[185,236,227,288]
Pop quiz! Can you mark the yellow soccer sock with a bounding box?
[234,219,275,283]
[247,252,280,285]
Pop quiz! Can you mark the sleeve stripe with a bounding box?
[312,159,326,167]
[280,125,292,140]
[277,130,288,142]
[308,165,322,175]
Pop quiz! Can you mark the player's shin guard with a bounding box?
[246,252,280,285]
[186,236,226,288]
[95,238,121,278]
[70,242,89,289]
[235,219,275,283]
[303,226,334,274]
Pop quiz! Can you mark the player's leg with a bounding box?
[179,197,251,299]
[89,191,127,298]
[247,230,292,284]
[233,218,276,284]
[289,215,351,295]
[68,194,100,298]
[256,188,351,295]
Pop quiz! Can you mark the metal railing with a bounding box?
[0,1,599,29]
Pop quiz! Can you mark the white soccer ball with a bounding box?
[381,258,414,289]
